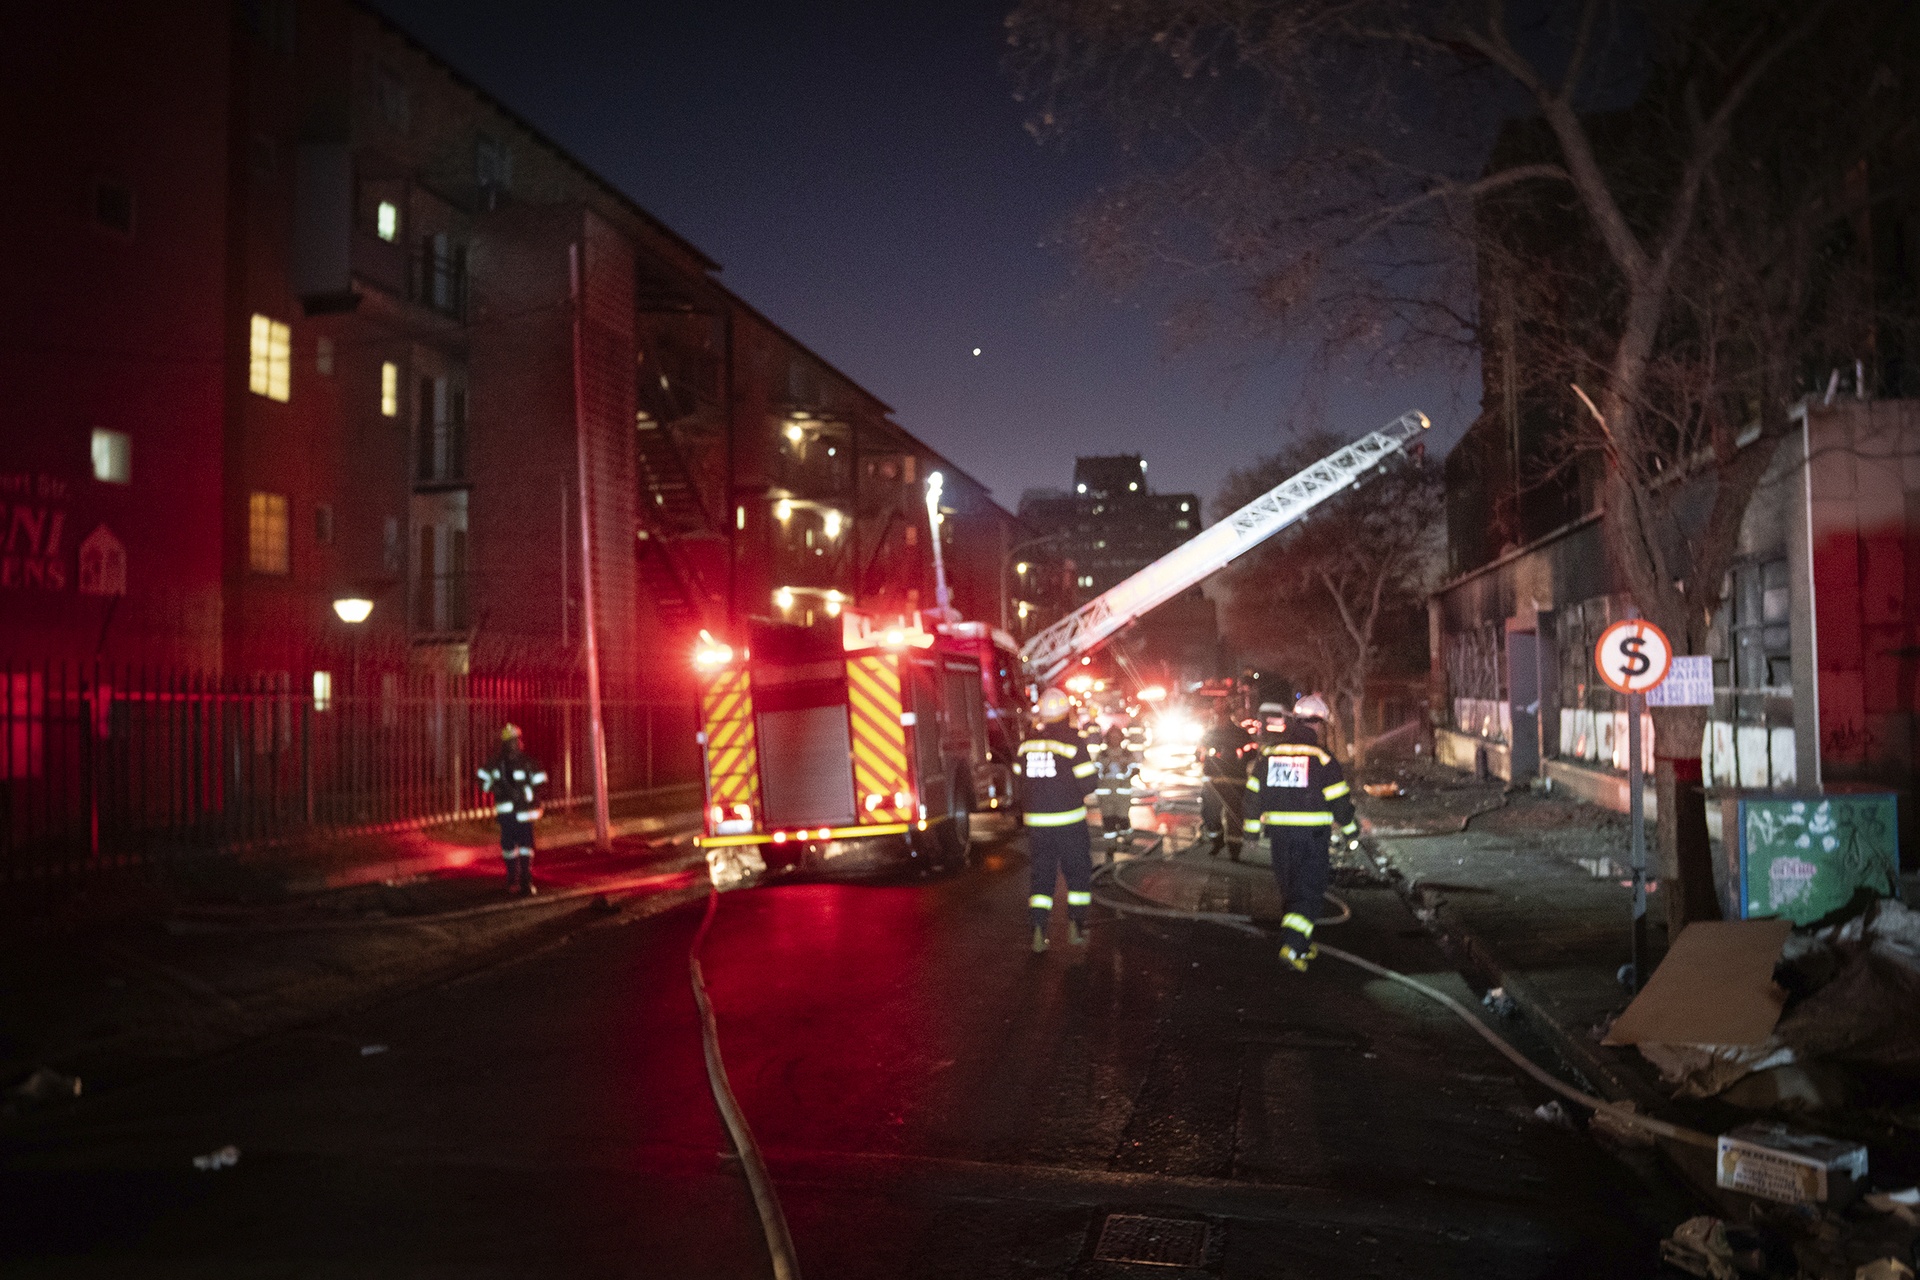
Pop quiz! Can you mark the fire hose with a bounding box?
[689,891,804,1280]
[1090,848,1715,1151]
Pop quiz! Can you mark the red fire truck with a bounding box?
[692,610,1020,883]
[690,412,1429,886]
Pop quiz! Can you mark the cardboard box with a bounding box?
[1716,1122,1868,1205]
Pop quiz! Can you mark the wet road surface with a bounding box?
[2,828,1694,1277]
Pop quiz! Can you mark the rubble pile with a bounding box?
[1634,900,1920,1114]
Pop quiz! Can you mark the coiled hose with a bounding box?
[1089,849,1715,1151]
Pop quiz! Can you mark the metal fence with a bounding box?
[0,659,698,880]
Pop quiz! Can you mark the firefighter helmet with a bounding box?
[1036,687,1072,722]
[1257,701,1289,733]
[500,722,523,743]
[1292,694,1330,721]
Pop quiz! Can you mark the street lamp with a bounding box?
[925,470,952,617]
[331,596,374,821]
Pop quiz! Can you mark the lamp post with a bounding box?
[925,470,952,618]
[332,597,374,820]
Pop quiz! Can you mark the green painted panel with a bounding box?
[1738,794,1899,925]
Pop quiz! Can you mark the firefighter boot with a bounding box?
[1068,919,1088,947]
[1279,912,1317,973]
[1031,925,1050,954]
[504,856,520,894]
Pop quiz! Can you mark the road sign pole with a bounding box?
[1627,689,1647,993]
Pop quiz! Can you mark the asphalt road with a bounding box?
[2,825,1696,1278]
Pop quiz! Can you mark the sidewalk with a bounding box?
[1355,762,1920,1265]
[2,794,709,1110]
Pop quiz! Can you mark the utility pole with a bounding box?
[570,242,612,851]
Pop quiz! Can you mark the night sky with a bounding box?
[370,0,1475,514]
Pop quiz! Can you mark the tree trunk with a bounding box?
[1650,704,1721,932]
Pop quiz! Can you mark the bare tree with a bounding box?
[1009,0,1920,922]
[1216,434,1442,768]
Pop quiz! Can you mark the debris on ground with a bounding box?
[5,1066,82,1113]
[1361,781,1404,799]
[1658,1215,1763,1279]
[192,1145,240,1171]
[1482,986,1518,1018]
[1575,856,1621,877]
[1865,1188,1920,1226]
[1531,1100,1573,1128]
[1856,1258,1915,1280]
[1626,900,1920,1108]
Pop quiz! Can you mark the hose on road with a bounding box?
[1090,856,1716,1151]
[688,891,803,1280]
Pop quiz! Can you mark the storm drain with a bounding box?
[1093,1214,1210,1268]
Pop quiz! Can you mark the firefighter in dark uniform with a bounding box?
[1015,686,1100,953]
[1198,705,1252,859]
[1243,696,1358,971]
[477,723,548,895]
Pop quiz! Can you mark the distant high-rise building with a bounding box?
[1018,455,1218,681]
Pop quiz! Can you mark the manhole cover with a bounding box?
[1093,1214,1210,1268]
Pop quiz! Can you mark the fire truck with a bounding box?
[692,411,1429,885]
[692,610,1021,883]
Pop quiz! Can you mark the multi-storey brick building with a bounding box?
[3,0,1019,702]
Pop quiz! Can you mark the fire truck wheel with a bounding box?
[938,770,974,871]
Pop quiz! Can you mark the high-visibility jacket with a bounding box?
[1013,720,1099,826]
[478,748,548,823]
[1242,731,1357,838]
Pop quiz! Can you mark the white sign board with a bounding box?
[1594,619,1673,695]
[1646,654,1713,707]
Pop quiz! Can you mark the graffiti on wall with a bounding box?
[0,471,123,596]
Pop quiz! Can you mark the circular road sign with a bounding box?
[1594,619,1672,695]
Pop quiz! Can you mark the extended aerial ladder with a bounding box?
[1018,411,1430,684]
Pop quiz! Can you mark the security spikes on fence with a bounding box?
[0,658,697,879]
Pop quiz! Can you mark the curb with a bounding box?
[1372,832,1743,1217]
[283,811,703,894]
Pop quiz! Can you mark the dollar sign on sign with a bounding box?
[1619,635,1651,677]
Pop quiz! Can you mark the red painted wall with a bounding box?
[0,1,232,669]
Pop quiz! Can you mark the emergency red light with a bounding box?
[693,628,735,671]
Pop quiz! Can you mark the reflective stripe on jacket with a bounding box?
[1242,734,1356,836]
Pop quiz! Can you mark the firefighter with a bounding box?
[1243,695,1359,972]
[1198,705,1251,859]
[477,723,548,895]
[1014,686,1100,953]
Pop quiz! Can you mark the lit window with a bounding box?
[248,491,290,574]
[91,429,131,484]
[376,200,399,242]
[248,314,291,402]
[312,670,333,712]
[381,361,398,416]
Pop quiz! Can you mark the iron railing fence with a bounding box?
[0,659,698,880]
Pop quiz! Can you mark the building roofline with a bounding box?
[1435,508,1605,595]
[356,2,721,273]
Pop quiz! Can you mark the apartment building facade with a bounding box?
[2,0,1019,704]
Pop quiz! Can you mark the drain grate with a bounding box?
[1093,1214,1210,1268]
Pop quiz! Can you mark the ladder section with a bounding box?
[1020,411,1429,683]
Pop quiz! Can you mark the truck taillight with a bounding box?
[710,802,754,835]
[693,628,735,671]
